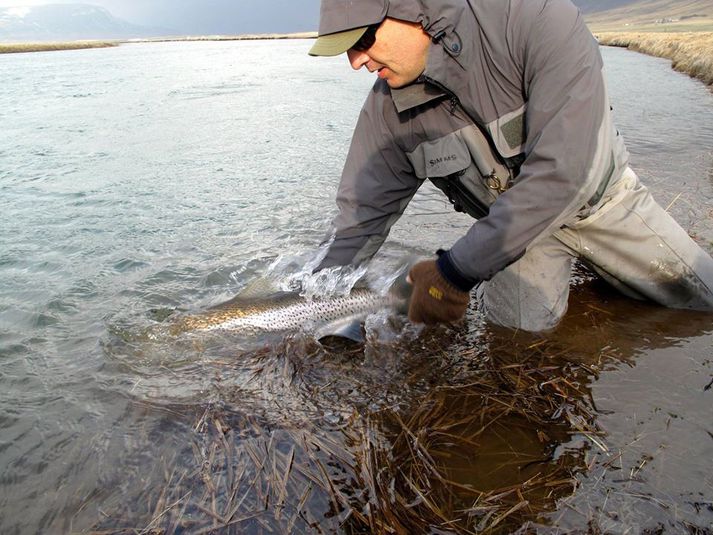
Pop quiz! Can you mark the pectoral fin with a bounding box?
[315,319,365,343]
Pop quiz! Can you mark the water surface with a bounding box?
[0,41,712,533]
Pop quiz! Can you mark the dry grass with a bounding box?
[133,32,317,43]
[596,31,713,87]
[0,41,118,54]
[79,275,713,533]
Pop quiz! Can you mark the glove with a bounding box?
[408,259,471,325]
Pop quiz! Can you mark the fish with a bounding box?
[171,272,412,342]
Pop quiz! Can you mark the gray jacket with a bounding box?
[318,0,629,283]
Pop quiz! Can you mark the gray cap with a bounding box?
[309,0,389,57]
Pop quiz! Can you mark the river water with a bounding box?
[0,41,712,533]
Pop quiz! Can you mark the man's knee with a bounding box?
[477,258,571,332]
[477,282,568,332]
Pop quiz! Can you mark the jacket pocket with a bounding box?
[406,126,513,219]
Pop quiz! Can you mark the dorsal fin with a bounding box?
[235,275,284,299]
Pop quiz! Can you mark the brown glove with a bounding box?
[408,260,470,325]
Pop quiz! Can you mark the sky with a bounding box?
[0,0,322,34]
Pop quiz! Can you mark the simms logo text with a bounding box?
[429,154,457,167]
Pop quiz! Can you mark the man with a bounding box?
[309,0,713,331]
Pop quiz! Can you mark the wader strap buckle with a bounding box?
[485,172,509,193]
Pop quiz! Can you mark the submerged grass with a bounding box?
[86,329,605,534]
[82,273,713,533]
[596,31,713,88]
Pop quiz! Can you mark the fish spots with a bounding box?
[171,288,405,337]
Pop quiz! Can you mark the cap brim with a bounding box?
[308,26,369,57]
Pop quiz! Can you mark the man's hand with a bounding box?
[407,260,470,324]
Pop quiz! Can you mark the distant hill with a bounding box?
[572,0,639,14]
[0,4,170,42]
[571,0,713,31]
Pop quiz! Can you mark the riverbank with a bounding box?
[0,33,317,55]
[132,32,317,43]
[0,41,119,54]
[596,31,713,88]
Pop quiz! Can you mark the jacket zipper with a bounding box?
[423,75,460,115]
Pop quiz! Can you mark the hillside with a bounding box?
[572,0,639,15]
[0,4,168,42]
[576,0,713,32]
[582,0,713,90]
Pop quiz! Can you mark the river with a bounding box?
[0,40,712,533]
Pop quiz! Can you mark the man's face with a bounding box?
[346,18,431,89]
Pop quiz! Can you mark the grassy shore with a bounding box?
[132,31,317,43]
[0,33,317,55]
[0,41,119,54]
[595,31,713,88]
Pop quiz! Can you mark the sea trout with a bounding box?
[172,273,412,342]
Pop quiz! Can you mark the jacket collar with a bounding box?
[390,41,473,114]
[389,5,479,119]
[390,36,463,114]
[386,0,469,75]
[391,80,446,113]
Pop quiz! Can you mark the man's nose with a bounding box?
[347,49,370,70]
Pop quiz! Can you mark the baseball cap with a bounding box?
[309,0,388,57]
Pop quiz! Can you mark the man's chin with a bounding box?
[384,73,421,89]
[385,77,408,89]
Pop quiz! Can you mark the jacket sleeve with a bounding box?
[448,0,611,282]
[317,83,423,270]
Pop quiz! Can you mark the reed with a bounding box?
[596,31,713,88]
[0,41,118,54]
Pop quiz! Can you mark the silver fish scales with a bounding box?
[173,276,411,342]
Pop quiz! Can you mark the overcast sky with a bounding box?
[0,0,321,34]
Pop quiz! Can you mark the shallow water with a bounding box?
[0,41,712,533]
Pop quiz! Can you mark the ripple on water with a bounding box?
[1,41,713,534]
[0,307,60,331]
[112,258,150,273]
[167,82,261,100]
